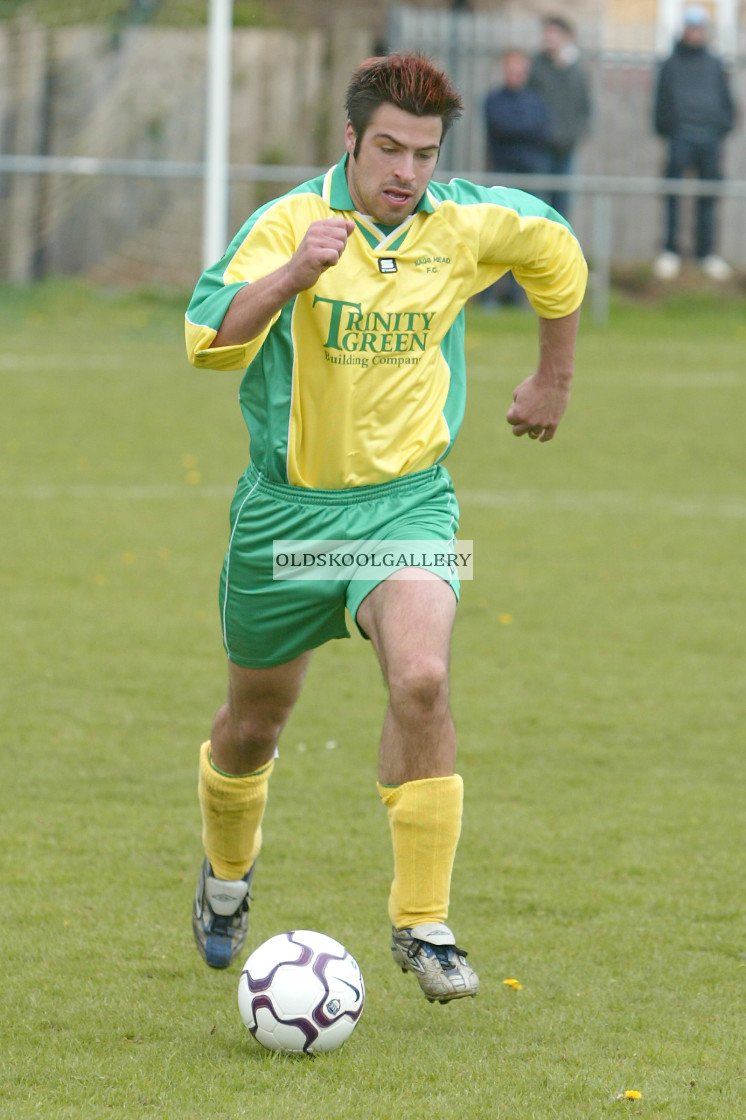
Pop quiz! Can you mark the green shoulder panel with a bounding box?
[185,172,328,333]
[428,177,575,233]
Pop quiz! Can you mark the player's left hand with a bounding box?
[506,371,572,442]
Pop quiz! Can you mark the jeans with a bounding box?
[547,149,575,221]
[663,135,723,259]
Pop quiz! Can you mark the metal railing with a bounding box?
[444,170,746,323]
[1,154,744,322]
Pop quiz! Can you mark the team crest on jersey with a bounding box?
[414,255,451,273]
[378,257,397,273]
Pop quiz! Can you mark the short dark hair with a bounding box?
[345,53,463,155]
[542,14,574,36]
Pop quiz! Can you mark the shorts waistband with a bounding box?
[245,462,445,506]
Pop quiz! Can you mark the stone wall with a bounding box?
[0,18,374,284]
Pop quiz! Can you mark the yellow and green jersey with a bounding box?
[185,156,587,490]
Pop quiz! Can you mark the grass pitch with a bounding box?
[1,282,744,1119]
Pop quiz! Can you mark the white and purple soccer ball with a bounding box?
[238,930,365,1054]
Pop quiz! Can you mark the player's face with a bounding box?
[344,103,443,225]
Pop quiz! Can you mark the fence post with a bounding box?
[590,191,613,325]
[202,0,233,269]
[3,14,48,282]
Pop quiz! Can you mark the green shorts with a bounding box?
[219,462,460,668]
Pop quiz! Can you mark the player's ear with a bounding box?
[344,120,357,159]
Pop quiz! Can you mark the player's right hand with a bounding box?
[289,219,356,290]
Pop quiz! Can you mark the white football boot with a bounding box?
[391,922,479,1003]
[192,858,254,969]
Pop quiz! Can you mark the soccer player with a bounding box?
[185,52,587,1002]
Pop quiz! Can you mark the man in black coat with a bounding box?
[528,15,591,220]
[653,5,736,280]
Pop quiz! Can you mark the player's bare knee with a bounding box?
[387,655,450,717]
[227,706,286,756]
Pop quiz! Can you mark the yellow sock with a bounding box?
[378,774,464,929]
[198,741,274,881]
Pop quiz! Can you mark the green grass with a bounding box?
[1,282,744,1119]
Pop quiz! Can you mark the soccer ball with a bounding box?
[238,930,365,1054]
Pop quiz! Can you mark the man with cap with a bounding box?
[653,4,736,281]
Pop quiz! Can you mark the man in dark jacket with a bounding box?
[484,48,553,305]
[528,15,591,219]
[653,5,736,280]
[485,49,553,177]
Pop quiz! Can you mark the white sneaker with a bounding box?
[391,922,479,1003]
[699,255,733,281]
[652,251,681,280]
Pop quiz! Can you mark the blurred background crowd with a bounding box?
[0,0,743,291]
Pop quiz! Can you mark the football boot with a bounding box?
[192,858,255,969]
[391,921,479,1003]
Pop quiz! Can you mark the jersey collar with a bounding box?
[324,155,437,215]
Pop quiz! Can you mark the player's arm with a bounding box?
[210,218,356,348]
[506,307,579,442]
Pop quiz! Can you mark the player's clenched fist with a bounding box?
[506,371,572,442]
[289,219,357,290]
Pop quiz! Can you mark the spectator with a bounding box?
[484,49,553,305]
[485,49,553,177]
[528,14,591,219]
[653,5,736,281]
